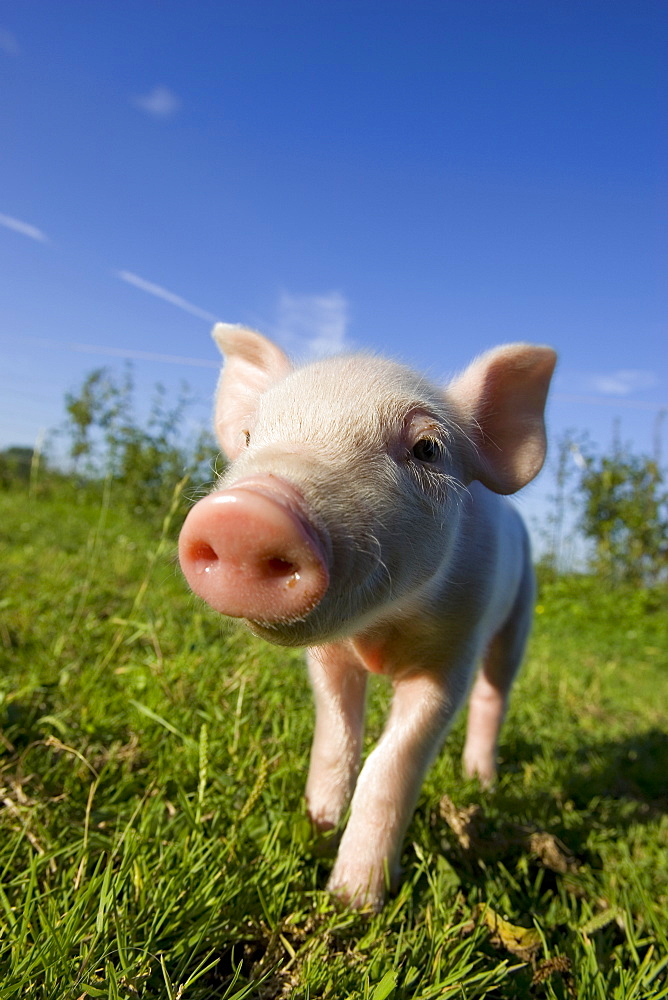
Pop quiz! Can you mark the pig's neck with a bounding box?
[350,635,386,675]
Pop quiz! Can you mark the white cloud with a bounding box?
[0,29,19,56]
[0,212,48,243]
[588,370,659,396]
[117,270,218,322]
[275,291,350,358]
[132,85,181,119]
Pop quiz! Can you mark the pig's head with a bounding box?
[178,325,556,646]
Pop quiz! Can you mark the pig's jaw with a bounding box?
[237,558,446,649]
[236,511,467,648]
[238,588,383,647]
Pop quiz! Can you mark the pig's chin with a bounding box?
[238,559,400,647]
[241,614,337,648]
[240,598,358,648]
[239,586,391,648]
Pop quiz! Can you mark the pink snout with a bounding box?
[178,483,330,624]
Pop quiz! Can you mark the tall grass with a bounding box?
[0,474,666,999]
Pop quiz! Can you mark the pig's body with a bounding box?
[179,325,556,910]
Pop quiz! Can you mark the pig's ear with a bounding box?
[447,344,557,495]
[212,323,292,459]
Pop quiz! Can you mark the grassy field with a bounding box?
[0,478,666,999]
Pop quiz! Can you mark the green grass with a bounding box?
[0,478,666,999]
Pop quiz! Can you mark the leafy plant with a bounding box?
[61,365,219,524]
[578,436,667,586]
[540,428,668,585]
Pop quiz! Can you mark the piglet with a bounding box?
[179,324,556,910]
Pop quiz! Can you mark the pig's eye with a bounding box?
[412,438,441,463]
[243,430,251,447]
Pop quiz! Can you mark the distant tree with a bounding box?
[63,366,219,520]
[0,446,35,483]
[577,433,668,586]
[541,430,588,575]
[64,367,131,469]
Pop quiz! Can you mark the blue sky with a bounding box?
[1,1,666,549]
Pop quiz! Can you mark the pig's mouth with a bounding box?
[241,550,398,648]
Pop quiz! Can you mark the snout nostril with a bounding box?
[264,556,298,577]
[190,541,219,569]
[178,484,330,620]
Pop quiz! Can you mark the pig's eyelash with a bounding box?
[463,425,477,452]
[448,477,470,507]
[445,475,470,507]
[412,467,467,512]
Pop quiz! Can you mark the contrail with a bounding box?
[9,335,219,368]
[0,212,49,243]
[117,270,219,323]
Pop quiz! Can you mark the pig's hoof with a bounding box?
[305,806,344,856]
[327,864,390,913]
[462,752,497,788]
[328,880,385,914]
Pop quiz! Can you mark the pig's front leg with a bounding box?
[305,643,367,832]
[327,668,462,912]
